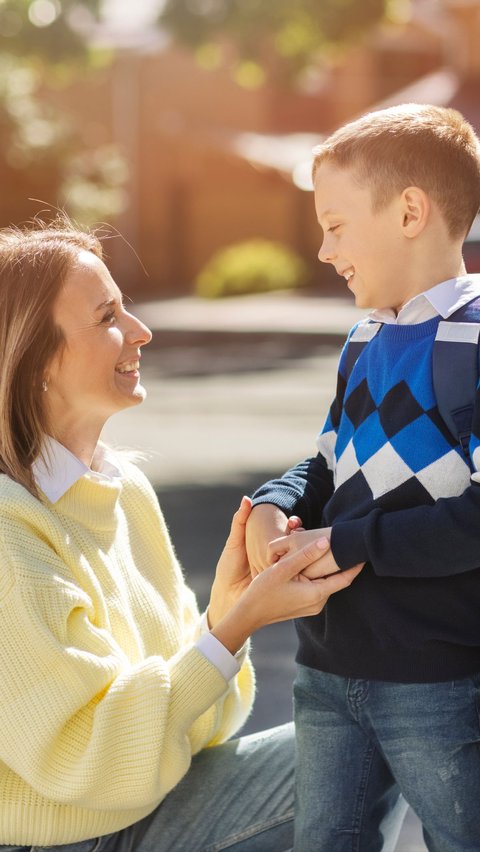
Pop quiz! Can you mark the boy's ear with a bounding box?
[400,186,430,237]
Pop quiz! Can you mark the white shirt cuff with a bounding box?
[196,631,240,682]
[195,611,249,681]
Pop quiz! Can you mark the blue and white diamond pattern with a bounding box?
[327,378,471,503]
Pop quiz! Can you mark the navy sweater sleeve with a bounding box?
[252,452,334,529]
[331,482,480,578]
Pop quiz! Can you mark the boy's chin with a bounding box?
[353,293,373,309]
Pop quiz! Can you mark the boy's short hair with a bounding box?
[312,103,480,239]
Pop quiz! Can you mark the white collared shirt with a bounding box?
[368,273,480,325]
[32,437,123,503]
[32,436,243,681]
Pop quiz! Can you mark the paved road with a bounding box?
[103,294,427,851]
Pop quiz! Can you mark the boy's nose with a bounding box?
[318,239,336,264]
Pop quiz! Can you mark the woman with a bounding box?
[0,220,361,851]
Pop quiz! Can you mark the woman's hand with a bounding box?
[209,506,364,654]
[207,496,254,629]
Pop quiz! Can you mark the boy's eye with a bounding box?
[328,224,340,233]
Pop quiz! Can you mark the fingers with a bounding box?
[300,547,340,580]
[236,495,253,523]
[295,563,365,617]
[274,536,331,580]
[311,562,365,592]
[225,496,252,549]
[287,515,304,532]
[267,534,292,564]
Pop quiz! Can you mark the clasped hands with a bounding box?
[208,498,364,655]
[254,515,341,581]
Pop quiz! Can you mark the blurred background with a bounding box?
[3,2,480,849]
[1,0,480,296]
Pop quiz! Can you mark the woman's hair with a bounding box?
[0,217,103,494]
[312,103,480,239]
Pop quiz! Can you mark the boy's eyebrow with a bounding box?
[317,208,339,224]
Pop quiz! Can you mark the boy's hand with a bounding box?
[210,535,364,654]
[268,527,346,579]
[245,503,303,576]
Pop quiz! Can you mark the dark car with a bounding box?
[463,216,480,273]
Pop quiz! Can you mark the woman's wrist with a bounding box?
[207,580,241,631]
[208,595,259,655]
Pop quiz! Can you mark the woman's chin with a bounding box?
[114,373,147,407]
[126,384,147,406]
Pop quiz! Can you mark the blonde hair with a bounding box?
[312,104,480,239]
[0,218,103,495]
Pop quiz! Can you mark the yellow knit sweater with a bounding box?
[0,462,255,845]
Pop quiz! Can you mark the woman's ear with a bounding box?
[400,186,430,237]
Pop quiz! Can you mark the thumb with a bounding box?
[225,496,252,549]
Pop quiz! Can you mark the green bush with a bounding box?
[195,239,310,299]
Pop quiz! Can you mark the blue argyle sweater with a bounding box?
[253,311,480,682]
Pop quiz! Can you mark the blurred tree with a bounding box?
[0,0,127,227]
[0,0,101,63]
[159,0,395,85]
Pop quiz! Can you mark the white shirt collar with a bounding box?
[32,436,123,503]
[369,274,480,325]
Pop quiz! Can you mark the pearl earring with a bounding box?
[42,380,48,392]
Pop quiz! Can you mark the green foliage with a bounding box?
[61,145,129,227]
[0,1,127,228]
[0,55,67,170]
[195,239,310,299]
[0,0,101,64]
[160,0,389,82]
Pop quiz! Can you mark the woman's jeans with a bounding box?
[0,724,294,852]
[294,664,480,852]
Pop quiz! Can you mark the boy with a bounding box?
[246,104,480,851]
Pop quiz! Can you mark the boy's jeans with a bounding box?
[0,724,294,852]
[294,664,480,852]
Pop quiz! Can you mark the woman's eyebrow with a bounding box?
[94,297,116,312]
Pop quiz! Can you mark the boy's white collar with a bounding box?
[369,273,480,325]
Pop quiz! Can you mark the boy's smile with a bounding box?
[314,160,408,313]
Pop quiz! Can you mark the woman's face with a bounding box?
[46,250,152,435]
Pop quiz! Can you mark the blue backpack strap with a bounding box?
[433,296,480,460]
[345,321,383,378]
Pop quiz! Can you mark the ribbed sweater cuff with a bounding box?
[331,518,370,570]
[251,490,298,514]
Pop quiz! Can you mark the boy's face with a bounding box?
[314,160,407,312]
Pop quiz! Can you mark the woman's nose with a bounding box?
[126,315,152,346]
